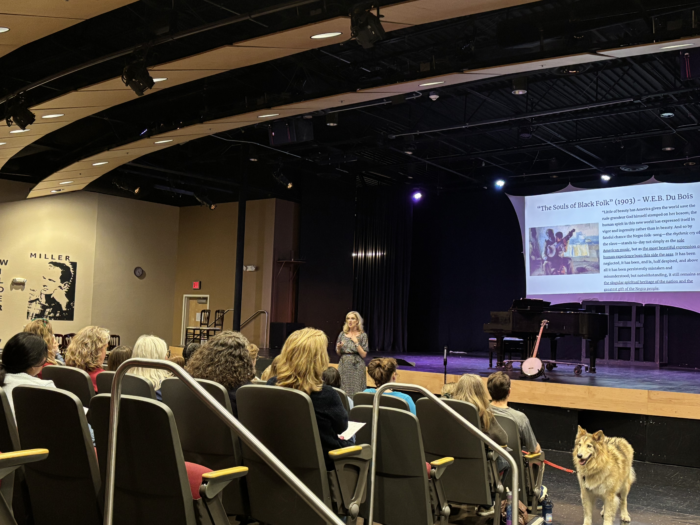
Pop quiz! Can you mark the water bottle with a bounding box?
[542,495,553,523]
[505,488,512,525]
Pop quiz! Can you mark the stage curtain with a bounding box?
[353,187,413,353]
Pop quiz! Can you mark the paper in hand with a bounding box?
[339,421,365,441]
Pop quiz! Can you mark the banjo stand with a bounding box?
[521,319,549,380]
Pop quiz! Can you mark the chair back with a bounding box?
[495,414,528,506]
[237,384,331,525]
[63,333,76,349]
[350,405,433,525]
[41,366,94,407]
[160,377,248,515]
[95,372,157,399]
[213,310,226,329]
[90,395,197,525]
[108,335,121,350]
[199,309,211,327]
[13,386,101,525]
[333,387,350,413]
[416,398,493,505]
[0,387,26,524]
[354,391,410,411]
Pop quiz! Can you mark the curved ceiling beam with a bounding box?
[0,0,137,59]
[28,51,622,198]
[1,0,539,172]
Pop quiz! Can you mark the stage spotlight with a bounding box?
[195,194,217,210]
[112,178,141,195]
[326,112,338,127]
[601,174,612,182]
[122,59,154,97]
[495,179,506,188]
[5,98,36,130]
[411,191,423,202]
[351,8,386,49]
[512,77,528,95]
[273,171,293,189]
[660,107,675,119]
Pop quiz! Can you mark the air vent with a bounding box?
[620,164,649,172]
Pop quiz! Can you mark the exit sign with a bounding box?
[193,281,201,290]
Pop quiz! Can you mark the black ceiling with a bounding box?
[4,0,700,206]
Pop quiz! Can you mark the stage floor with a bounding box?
[367,352,700,395]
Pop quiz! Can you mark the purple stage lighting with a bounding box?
[412,191,423,202]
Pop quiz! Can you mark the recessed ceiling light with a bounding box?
[41,113,64,119]
[495,179,506,188]
[154,139,173,144]
[258,113,279,118]
[59,181,74,185]
[92,161,109,166]
[0,142,5,146]
[51,189,64,193]
[0,28,9,34]
[311,32,342,39]
[419,81,445,87]
[10,129,29,134]
[153,77,168,83]
[601,174,611,181]
[660,43,695,50]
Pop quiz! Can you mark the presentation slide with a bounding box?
[522,181,700,297]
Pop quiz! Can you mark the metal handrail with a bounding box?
[104,358,344,525]
[368,383,520,525]
[240,309,269,348]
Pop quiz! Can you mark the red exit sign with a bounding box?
[192,281,201,290]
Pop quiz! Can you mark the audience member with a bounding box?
[186,331,255,418]
[65,325,110,392]
[260,355,280,382]
[487,371,541,453]
[107,345,132,371]
[183,342,200,363]
[169,355,186,367]
[23,319,64,376]
[128,335,171,400]
[322,367,354,409]
[364,358,416,415]
[267,328,351,470]
[0,333,56,415]
[441,382,456,399]
[247,343,260,380]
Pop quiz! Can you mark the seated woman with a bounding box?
[0,333,57,415]
[246,343,261,381]
[186,331,255,418]
[441,382,457,399]
[267,328,351,470]
[107,345,132,371]
[23,319,64,377]
[128,335,171,400]
[364,358,416,415]
[322,367,354,409]
[182,342,200,363]
[65,326,110,392]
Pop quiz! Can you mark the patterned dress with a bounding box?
[337,331,368,399]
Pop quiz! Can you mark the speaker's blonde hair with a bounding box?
[453,374,494,432]
[65,326,110,372]
[342,311,364,334]
[128,335,171,390]
[276,328,328,394]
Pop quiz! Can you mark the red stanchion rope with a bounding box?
[522,451,575,474]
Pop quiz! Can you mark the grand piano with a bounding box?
[483,299,608,373]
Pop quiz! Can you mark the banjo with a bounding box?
[521,319,549,379]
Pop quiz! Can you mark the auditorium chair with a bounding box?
[108,335,121,350]
[237,384,371,525]
[90,394,245,525]
[495,414,546,512]
[160,377,249,518]
[0,388,31,525]
[96,371,157,399]
[13,386,102,525]
[333,388,351,413]
[41,366,94,407]
[0,449,50,525]
[416,399,504,514]
[353,392,410,411]
[349,405,453,525]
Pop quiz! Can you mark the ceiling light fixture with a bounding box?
[258,113,279,118]
[403,143,417,155]
[662,135,675,151]
[154,139,173,144]
[0,28,9,34]
[92,161,109,166]
[495,179,506,188]
[59,181,74,185]
[41,113,64,119]
[412,191,423,202]
[660,107,675,118]
[428,91,440,101]
[273,171,293,189]
[601,174,612,181]
[351,8,386,49]
[50,189,64,193]
[311,32,342,39]
[152,77,168,83]
[0,142,5,146]
[419,81,445,87]
[122,57,154,96]
[661,43,695,50]
[195,194,217,210]
[112,178,141,195]
[9,129,29,134]
[326,113,338,127]
[512,77,528,95]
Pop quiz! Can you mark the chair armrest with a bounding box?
[200,466,248,499]
[0,449,49,481]
[524,452,542,460]
[330,445,372,461]
[429,457,454,480]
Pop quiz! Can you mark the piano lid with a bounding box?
[511,298,551,312]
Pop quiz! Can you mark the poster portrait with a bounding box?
[26,259,78,321]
